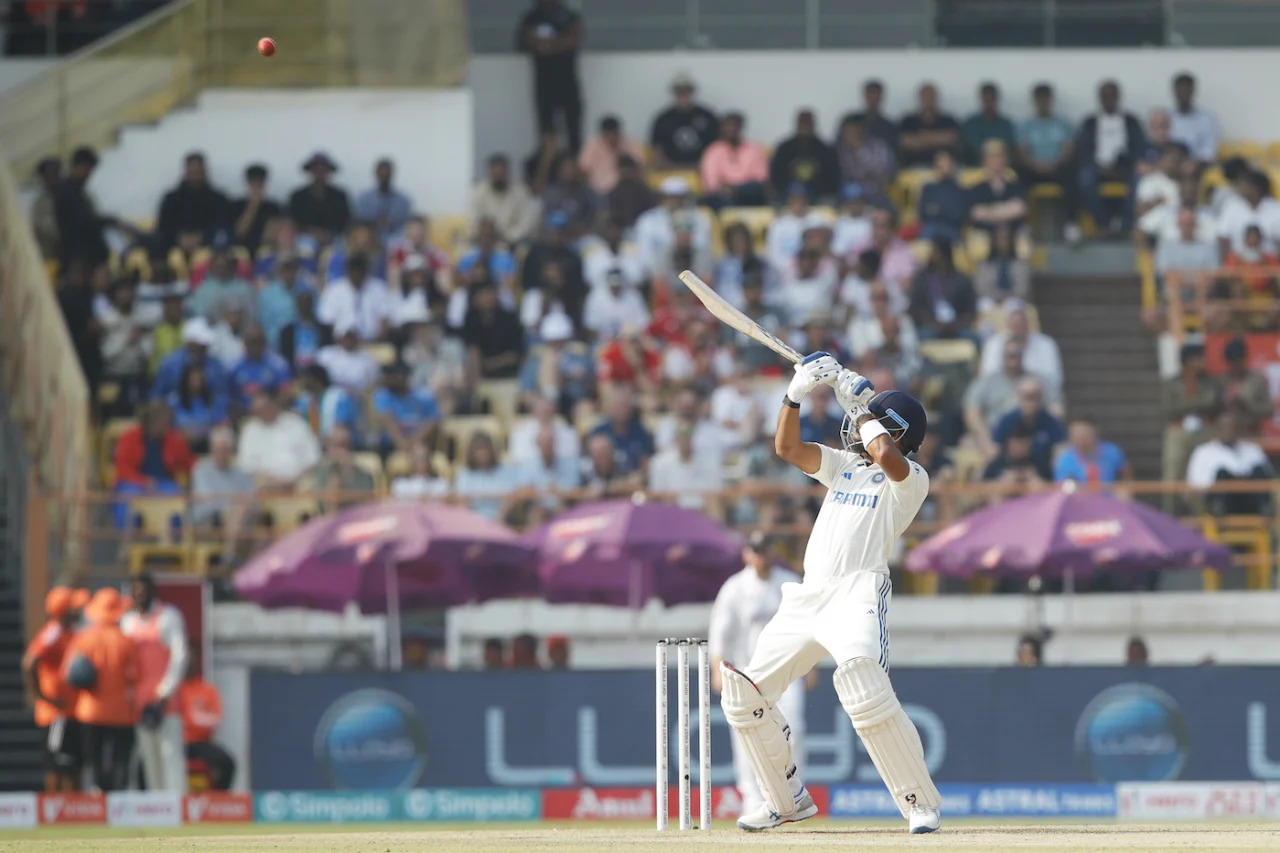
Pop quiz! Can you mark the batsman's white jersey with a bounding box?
[709,565,806,815]
[802,444,930,581]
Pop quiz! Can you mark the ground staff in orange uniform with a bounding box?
[175,643,236,790]
[62,588,138,792]
[22,586,89,791]
[119,572,188,792]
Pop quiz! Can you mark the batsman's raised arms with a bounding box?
[677,270,802,365]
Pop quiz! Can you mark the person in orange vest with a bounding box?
[175,642,235,790]
[22,586,89,792]
[119,572,188,793]
[61,588,138,792]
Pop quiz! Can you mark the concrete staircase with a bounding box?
[1035,273,1164,479]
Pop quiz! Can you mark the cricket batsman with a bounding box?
[719,351,942,834]
[708,530,814,819]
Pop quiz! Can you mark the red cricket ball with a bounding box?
[258,37,276,57]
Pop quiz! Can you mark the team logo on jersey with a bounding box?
[871,473,886,484]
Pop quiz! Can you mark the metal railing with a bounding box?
[1163,267,1280,338]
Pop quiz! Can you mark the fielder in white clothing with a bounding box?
[708,531,813,818]
[719,352,942,834]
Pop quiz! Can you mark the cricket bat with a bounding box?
[677,270,802,364]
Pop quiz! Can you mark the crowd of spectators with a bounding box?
[2,0,171,55]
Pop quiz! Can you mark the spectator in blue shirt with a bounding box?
[517,313,595,418]
[1016,83,1078,232]
[166,362,228,454]
[257,255,306,348]
[372,363,440,455]
[187,249,254,322]
[457,218,518,291]
[353,158,413,243]
[960,82,1017,165]
[1054,420,1131,484]
[323,221,387,284]
[153,318,230,401]
[991,376,1067,481]
[454,432,525,521]
[918,149,969,241]
[590,386,654,475]
[230,324,292,410]
[292,363,361,442]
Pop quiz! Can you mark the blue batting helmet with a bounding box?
[842,390,928,456]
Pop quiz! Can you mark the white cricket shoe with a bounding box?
[908,805,940,834]
[736,789,818,832]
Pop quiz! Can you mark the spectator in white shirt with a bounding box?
[1169,72,1219,170]
[979,300,1064,394]
[1216,169,1280,257]
[848,280,919,359]
[765,183,833,273]
[778,244,839,326]
[470,154,541,245]
[1147,176,1216,246]
[390,439,451,501]
[634,177,712,276]
[316,320,380,393]
[648,422,723,512]
[1076,80,1146,236]
[236,388,321,490]
[1186,410,1274,515]
[1135,144,1184,243]
[583,269,650,341]
[709,364,764,450]
[831,184,873,258]
[582,216,646,292]
[508,394,581,460]
[316,253,398,341]
[653,387,724,460]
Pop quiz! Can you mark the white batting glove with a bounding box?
[834,369,876,412]
[787,352,841,404]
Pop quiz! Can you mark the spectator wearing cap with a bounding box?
[961,82,1017,165]
[238,388,322,490]
[969,139,1027,237]
[354,158,413,242]
[578,116,646,195]
[516,0,583,152]
[979,299,1062,391]
[1169,72,1219,170]
[700,112,770,208]
[607,155,658,228]
[634,177,712,275]
[518,315,595,417]
[648,420,723,512]
[461,279,525,380]
[540,156,599,238]
[770,109,839,201]
[838,79,897,151]
[897,83,961,169]
[156,151,229,251]
[851,207,917,291]
[471,154,542,245]
[293,363,361,441]
[114,401,193,498]
[31,156,62,261]
[1055,420,1130,484]
[1161,342,1221,482]
[834,115,896,201]
[317,253,397,341]
[316,320,380,394]
[1216,169,1280,258]
[650,73,720,168]
[372,363,440,454]
[831,184,873,258]
[187,249,254,322]
[1077,80,1145,236]
[278,288,331,371]
[228,163,281,256]
[289,152,351,239]
[229,323,291,410]
[54,146,111,269]
[152,318,230,400]
[1221,336,1273,432]
[1016,83,1078,232]
[765,183,826,273]
[990,377,1067,479]
[918,148,970,242]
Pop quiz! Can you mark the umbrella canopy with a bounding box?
[525,499,743,607]
[233,501,537,613]
[906,488,1232,578]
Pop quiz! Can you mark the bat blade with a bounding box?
[677,270,801,364]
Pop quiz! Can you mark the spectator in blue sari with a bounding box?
[166,362,227,454]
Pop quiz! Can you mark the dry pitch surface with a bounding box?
[0,821,1277,852]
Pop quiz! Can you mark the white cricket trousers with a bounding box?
[135,715,188,793]
[731,678,805,815]
[743,571,891,704]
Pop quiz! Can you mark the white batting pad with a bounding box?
[833,657,941,818]
[719,663,797,817]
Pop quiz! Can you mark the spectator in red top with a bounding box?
[113,401,193,526]
[23,586,90,791]
[597,326,662,395]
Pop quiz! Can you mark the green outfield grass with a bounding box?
[2,820,1280,853]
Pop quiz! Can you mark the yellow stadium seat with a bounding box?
[891,169,935,213]
[646,169,703,195]
[363,342,397,366]
[98,418,134,487]
[1200,166,1226,204]
[386,451,413,480]
[1218,140,1264,162]
[919,338,978,366]
[1100,182,1130,199]
[127,496,188,540]
[478,379,520,425]
[261,495,321,533]
[440,415,505,464]
[719,207,775,254]
[429,214,472,262]
[352,452,388,494]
